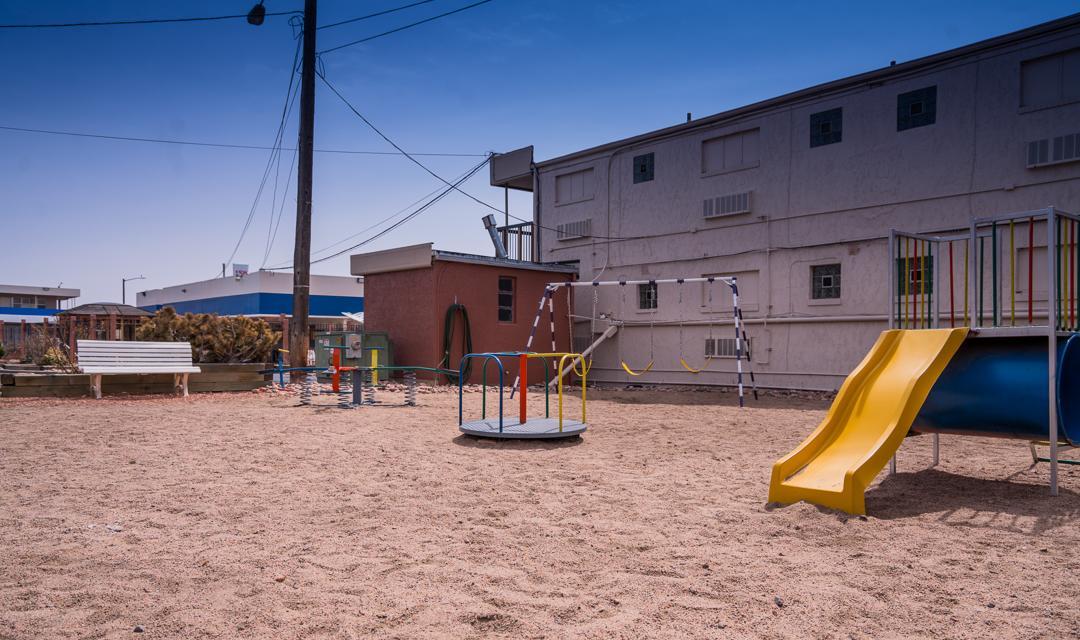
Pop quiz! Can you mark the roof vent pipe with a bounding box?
[483,214,509,259]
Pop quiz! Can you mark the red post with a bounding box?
[518,353,528,425]
[107,314,117,341]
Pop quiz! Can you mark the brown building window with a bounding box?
[498,276,515,322]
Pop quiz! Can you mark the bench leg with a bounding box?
[181,373,190,398]
[91,374,102,399]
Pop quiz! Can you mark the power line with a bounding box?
[0,10,299,29]
[276,163,486,267]
[318,0,438,30]
[0,125,486,157]
[222,33,303,274]
[318,0,496,55]
[264,156,491,271]
[318,72,641,241]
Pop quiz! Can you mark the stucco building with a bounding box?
[492,13,1080,390]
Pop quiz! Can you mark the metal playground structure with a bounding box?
[887,206,1080,494]
[457,351,589,439]
[514,276,758,407]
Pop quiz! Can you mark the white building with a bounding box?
[492,13,1080,390]
[138,271,364,332]
[0,284,81,351]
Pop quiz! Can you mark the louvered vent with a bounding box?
[556,219,592,240]
[703,191,752,218]
[1027,133,1080,168]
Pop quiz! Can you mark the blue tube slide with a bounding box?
[912,334,1080,445]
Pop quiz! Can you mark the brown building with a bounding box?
[350,243,576,384]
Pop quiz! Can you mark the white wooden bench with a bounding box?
[76,340,201,399]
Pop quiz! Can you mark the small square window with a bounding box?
[633,153,654,184]
[810,108,843,147]
[637,282,658,310]
[497,276,515,322]
[811,264,842,299]
[895,256,934,295]
[897,86,936,131]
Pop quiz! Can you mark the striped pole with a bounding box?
[548,290,557,353]
[510,287,552,398]
[732,278,745,409]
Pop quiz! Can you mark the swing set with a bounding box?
[515,275,758,407]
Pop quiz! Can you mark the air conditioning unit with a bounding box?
[556,219,592,240]
[1027,133,1080,169]
[703,190,752,218]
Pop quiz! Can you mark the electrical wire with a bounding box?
[262,126,300,268]
[0,10,299,29]
[318,0,438,30]
[263,155,490,271]
[318,0,496,55]
[221,33,302,274]
[0,125,486,157]
[318,72,643,241]
[299,164,484,263]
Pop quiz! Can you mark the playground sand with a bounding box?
[1,389,1078,639]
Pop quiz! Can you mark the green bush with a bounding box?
[136,307,279,364]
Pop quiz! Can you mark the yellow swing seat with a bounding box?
[679,357,713,374]
[621,360,654,376]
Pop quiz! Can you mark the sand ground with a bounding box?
[1,386,1078,639]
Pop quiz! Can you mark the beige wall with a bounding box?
[534,22,1080,390]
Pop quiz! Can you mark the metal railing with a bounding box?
[498,222,534,262]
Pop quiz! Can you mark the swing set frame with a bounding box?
[515,275,757,407]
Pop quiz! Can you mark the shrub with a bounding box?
[136,308,279,363]
[22,326,74,370]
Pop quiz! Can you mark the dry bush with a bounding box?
[22,325,75,370]
[136,308,279,363]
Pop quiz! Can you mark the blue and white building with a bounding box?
[137,271,364,331]
[0,283,81,351]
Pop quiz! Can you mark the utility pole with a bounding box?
[290,0,316,368]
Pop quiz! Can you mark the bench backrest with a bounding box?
[76,340,196,372]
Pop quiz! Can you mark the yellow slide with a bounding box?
[769,328,968,515]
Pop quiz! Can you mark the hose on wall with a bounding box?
[439,303,473,384]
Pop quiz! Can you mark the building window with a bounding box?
[896,256,934,295]
[11,296,43,309]
[497,277,515,322]
[555,168,595,205]
[701,128,760,175]
[1021,48,1080,110]
[810,108,842,147]
[633,153,654,183]
[705,336,751,359]
[638,282,658,310]
[897,86,936,131]
[811,264,842,299]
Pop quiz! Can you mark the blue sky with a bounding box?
[2,0,1077,304]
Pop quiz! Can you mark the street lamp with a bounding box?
[122,276,146,306]
[247,1,266,25]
